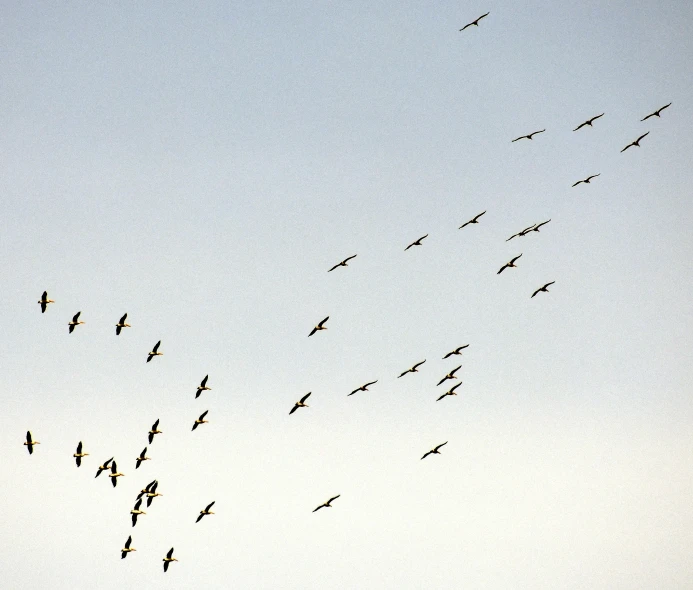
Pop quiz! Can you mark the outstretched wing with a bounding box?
[299,392,312,403]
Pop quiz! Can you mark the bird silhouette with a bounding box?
[531,281,555,298]
[349,380,378,396]
[290,392,311,415]
[398,360,426,378]
[443,345,469,359]
[459,12,489,31]
[309,316,329,337]
[497,254,523,274]
[621,132,649,152]
[573,113,604,131]
[328,255,357,272]
[313,495,340,512]
[437,366,461,386]
[511,130,545,142]
[459,211,486,229]
[421,442,448,460]
[405,234,428,250]
[38,291,55,313]
[641,103,671,121]
[572,174,600,187]
[437,382,462,402]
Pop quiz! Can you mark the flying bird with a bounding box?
[459,12,489,31]
[421,441,448,460]
[506,224,536,241]
[573,113,604,131]
[641,103,671,121]
[290,392,311,415]
[497,254,523,274]
[135,447,150,469]
[459,211,486,230]
[145,481,163,507]
[313,495,340,512]
[621,132,649,152]
[437,383,462,402]
[163,548,178,572]
[146,340,163,362]
[121,536,136,559]
[109,461,124,487]
[443,345,469,359]
[405,234,428,250]
[437,365,461,386]
[308,316,329,337]
[398,360,426,378]
[95,457,113,478]
[195,375,211,399]
[68,311,84,333]
[73,441,89,467]
[572,174,600,187]
[24,431,39,454]
[192,410,209,431]
[531,281,555,298]
[349,380,378,396]
[131,498,146,527]
[511,130,545,142]
[137,479,157,500]
[196,501,216,523]
[148,419,162,444]
[115,313,131,335]
[529,219,551,232]
[328,254,357,272]
[38,291,55,313]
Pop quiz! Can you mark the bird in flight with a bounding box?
[421,441,448,460]
[405,234,428,250]
[398,360,426,378]
[290,392,311,415]
[135,447,150,469]
[621,132,649,152]
[196,501,216,523]
[145,480,163,507]
[147,340,163,362]
[529,219,551,233]
[24,431,40,454]
[497,254,523,274]
[38,291,55,313]
[109,461,125,487]
[459,12,489,31]
[95,457,113,478]
[121,536,136,559]
[572,174,600,187]
[163,548,178,572]
[131,498,146,527]
[349,380,378,396]
[437,365,461,386]
[511,129,545,142]
[459,211,486,230]
[73,441,89,467]
[313,495,340,512]
[437,383,461,402]
[573,113,604,131]
[309,316,329,337]
[443,345,469,359]
[328,254,357,272]
[137,479,158,500]
[531,281,555,298]
[192,410,209,431]
[115,313,131,335]
[68,311,85,333]
[196,375,211,399]
[148,419,162,444]
[506,224,536,242]
[641,103,671,121]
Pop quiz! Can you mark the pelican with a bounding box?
[163,547,177,572]
[641,103,671,121]
[497,253,522,274]
[135,447,150,469]
[73,441,89,467]
[121,535,136,559]
[398,360,426,378]
[109,461,125,487]
[192,410,209,431]
[24,431,39,454]
[459,12,489,31]
[421,441,448,460]
[405,234,428,250]
[195,375,211,399]
[146,481,163,507]
[137,479,157,500]
[68,311,84,333]
[328,254,357,272]
[572,173,600,187]
[531,281,555,298]
[349,380,377,396]
[196,501,215,523]
[313,495,340,512]
[95,457,113,478]
[131,498,146,527]
[529,219,551,232]
[437,365,461,386]
[437,383,461,402]
[308,316,329,337]
[148,419,162,444]
[459,211,486,229]
[511,129,545,142]
[621,132,649,152]
[115,313,131,335]
[38,291,54,313]
[290,392,311,415]
[443,345,469,359]
[573,113,604,131]
[506,224,536,241]
[146,340,163,362]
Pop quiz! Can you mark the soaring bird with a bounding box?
[115,313,131,335]
[573,113,604,131]
[308,316,329,337]
[148,419,162,444]
[290,392,311,415]
[109,461,124,487]
[405,234,428,250]
[443,345,469,359]
[145,481,163,507]
[121,535,136,559]
[73,441,89,467]
[349,380,378,396]
[135,447,150,469]
[192,410,209,431]
[163,548,177,572]
[137,479,157,500]
[421,441,448,460]
[398,360,426,378]
[459,211,486,230]
[641,103,671,121]
[621,132,649,152]
[38,291,55,313]
[24,431,39,454]
[68,312,84,333]
[572,174,600,187]
[529,219,551,232]
[313,495,340,512]
[437,365,461,386]
[131,498,146,527]
[506,224,536,241]
[196,501,215,523]
[437,383,461,402]
[95,457,113,478]
[328,255,357,272]
[196,375,211,399]
[459,12,489,31]
[497,254,522,274]
[511,130,545,142]
[146,341,162,363]
[531,281,555,298]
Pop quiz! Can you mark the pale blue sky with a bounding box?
[3,2,693,588]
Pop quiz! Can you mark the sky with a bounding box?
[2,1,693,588]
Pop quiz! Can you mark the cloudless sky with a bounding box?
[2,2,693,588]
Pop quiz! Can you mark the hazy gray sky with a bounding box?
[3,2,693,588]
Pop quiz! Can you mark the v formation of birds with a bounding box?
[23,10,674,576]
